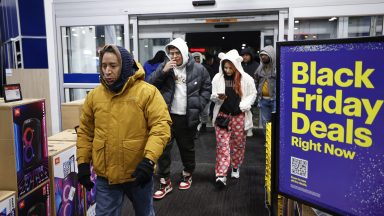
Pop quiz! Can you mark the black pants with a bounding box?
[156,114,197,178]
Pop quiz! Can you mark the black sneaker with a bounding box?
[200,123,207,132]
[215,176,227,189]
[194,131,200,139]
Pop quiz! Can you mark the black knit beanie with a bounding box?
[107,46,138,93]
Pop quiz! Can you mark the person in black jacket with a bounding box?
[148,38,211,200]
[240,47,259,78]
[241,47,260,137]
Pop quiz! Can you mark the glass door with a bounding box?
[56,15,129,102]
[61,25,125,101]
[138,33,172,64]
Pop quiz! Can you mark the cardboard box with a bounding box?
[48,129,78,142]
[48,141,84,216]
[0,99,49,198]
[61,99,84,130]
[17,180,50,216]
[0,191,16,216]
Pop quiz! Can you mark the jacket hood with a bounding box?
[191,52,203,62]
[218,49,245,75]
[259,45,275,68]
[100,45,139,93]
[240,47,255,59]
[165,37,189,68]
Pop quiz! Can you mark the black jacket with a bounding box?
[148,54,212,128]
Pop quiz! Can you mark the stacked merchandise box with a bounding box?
[48,140,85,216]
[48,129,96,216]
[85,163,96,216]
[61,99,84,130]
[0,191,16,216]
[17,181,50,215]
[0,99,49,198]
[48,129,77,142]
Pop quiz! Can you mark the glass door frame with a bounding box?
[56,15,129,102]
[288,3,384,40]
[129,9,288,66]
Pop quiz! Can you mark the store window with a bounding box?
[64,88,93,102]
[61,25,124,101]
[293,18,338,40]
[348,16,371,37]
[61,25,124,74]
[376,16,383,36]
[348,16,384,37]
[139,38,170,64]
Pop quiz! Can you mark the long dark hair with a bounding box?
[222,60,243,97]
[148,50,166,65]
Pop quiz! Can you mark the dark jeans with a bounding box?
[259,98,276,136]
[156,114,197,178]
[95,177,154,216]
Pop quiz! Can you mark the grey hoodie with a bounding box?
[254,45,276,100]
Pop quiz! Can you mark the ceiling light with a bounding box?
[294,20,299,24]
[222,36,225,40]
[329,17,337,21]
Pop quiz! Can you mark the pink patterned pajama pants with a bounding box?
[215,112,246,177]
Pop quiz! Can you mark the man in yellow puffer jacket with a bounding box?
[76,44,172,216]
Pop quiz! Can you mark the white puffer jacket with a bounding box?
[210,49,257,130]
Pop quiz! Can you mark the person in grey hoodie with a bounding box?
[148,38,211,199]
[254,45,276,137]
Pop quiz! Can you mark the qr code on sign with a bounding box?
[291,156,308,178]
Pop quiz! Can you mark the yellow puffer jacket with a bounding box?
[76,64,172,185]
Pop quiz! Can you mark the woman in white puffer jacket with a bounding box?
[210,49,257,188]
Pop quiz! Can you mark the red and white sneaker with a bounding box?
[179,171,192,190]
[153,178,172,200]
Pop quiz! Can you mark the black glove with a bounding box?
[132,158,154,187]
[78,163,94,191]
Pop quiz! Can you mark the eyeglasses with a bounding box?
[169,51,181,57]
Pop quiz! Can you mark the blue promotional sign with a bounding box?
[277,37,384,215]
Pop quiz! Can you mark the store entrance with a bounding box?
[186,31,261,57]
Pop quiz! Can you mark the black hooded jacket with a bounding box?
[240,47,259,78]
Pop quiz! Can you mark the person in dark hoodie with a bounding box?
[240,47,260,137]
[254,45,276,137]
[148,38,211,199]
[76,44,172,216]
[143,50,166,81]
[240,47,259,78]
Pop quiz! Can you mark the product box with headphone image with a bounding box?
[0,191,16,216]
[85,162,96,216]
[0,99,49,198]
[17,181,50,216]
[48,141,85,216]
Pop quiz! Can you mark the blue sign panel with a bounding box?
[277,37,384,215]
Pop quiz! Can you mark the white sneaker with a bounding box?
[231,168,240,179]
[246,130,253,137]
[215,176,227,188]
